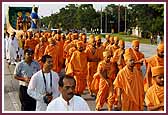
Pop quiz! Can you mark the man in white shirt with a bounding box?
[7,32,19,65]
[46,75,90,111]
[27,55,60,111]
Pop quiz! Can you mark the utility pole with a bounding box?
[125,5,127,33]
[100,7,103,34]
[105,11,107,33]
[118,4,120,33]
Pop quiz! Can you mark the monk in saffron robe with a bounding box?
[113,52,144,111]
[65,47,76,71]
[111,36,120,54]
[54,34,64,71]
[95,35,105,61]
[66,41,89,95]
[44,38,60,73]
[103,34,110,48]
[24,31,38,51]
[125,40,144,71]
[64,34,79,59]
[34,37,47,68]
[106,36,119,56]
[144,43,164,92]
[145,66,164,111]
[85,36,99,96]
[113,40,126,70]
[95,51,117,111]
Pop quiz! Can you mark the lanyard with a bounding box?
[42,71,52,93]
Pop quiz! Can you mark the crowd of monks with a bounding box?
[13,30,164,111]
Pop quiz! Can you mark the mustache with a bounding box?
[68,92,74,96]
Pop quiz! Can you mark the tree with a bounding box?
[128,4,164,37]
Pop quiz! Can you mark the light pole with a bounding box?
[118,4,120,33]
[105,10,107,33]
[100,7,103,34]
[125,5,127,33]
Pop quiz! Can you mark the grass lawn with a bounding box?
[87,33,157,45]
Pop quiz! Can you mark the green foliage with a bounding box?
[128,4,164,34]
[40,4,164,35]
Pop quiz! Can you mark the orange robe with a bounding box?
[94,60,117,110]
[144,55,164,92]
[66,50,88,94]
[97,45,105,61]
[44,44,60,73]
[113,65,144,111]
[63,40,71,58]
[85,45,99,94]
[64,40,78,58]
[103,41,110,48]
[65,47,76,71]
[106,44,119,56]
[113,49,126,70]
[24,38,38,51]
[125,48,144,71]
[56,40,64,70]
[34,42,47,68]
[145,84,164,111]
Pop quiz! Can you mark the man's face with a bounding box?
[157,49,164,58]
[24,52,33,61]
[92,40,96,48]
[96,39,101,46]
[154,74,164,86]
[119,44,125,49]
[60,78,76,101]
[114,40,119,45]
[11,34,15,39]
[104,55,111,63]
[132,45,139,51]
[43,58,53,70]
[77,46,84,52]
[126,58,135,67]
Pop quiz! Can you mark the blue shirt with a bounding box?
[14,60,40,86]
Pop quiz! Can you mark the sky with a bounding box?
[3,2,129,17]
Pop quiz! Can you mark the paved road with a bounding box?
[3,42,157,112]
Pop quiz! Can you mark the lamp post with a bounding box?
[100,7,103,34]
[124,5,127,33]
[118,4,120,33]
[105,10,107,33]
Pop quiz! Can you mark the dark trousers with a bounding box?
[19,85,36,111]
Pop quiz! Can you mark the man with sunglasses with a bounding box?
[46,75,90,111]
